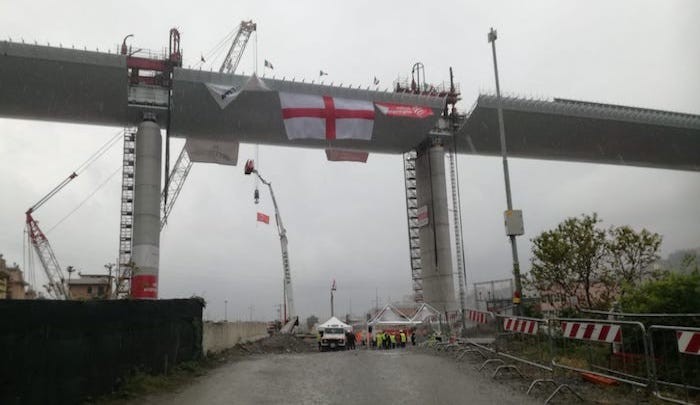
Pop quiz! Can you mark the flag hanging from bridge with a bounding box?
[205,74,270,109]
[185,138,239,166]
[279,92,375,141]
[375,102,434,119]
[257,212,270,224]
[325,148,369,163]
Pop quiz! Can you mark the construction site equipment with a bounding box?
[25,131,124,299]
[244,159,295,322]
[160,20,255,229]
[219,20,257,75]
[160,146,192,229]
[402,150,424,303]
[114,128,136,298]
[25,174,75,299]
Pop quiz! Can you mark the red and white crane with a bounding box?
[25,173,76,299]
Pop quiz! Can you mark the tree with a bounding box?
[607,225,662,288]
[528,213,607,308]
[528,214,665,310]
[619,270,700,314]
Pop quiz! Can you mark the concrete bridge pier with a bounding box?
[415,140,456,312]
[131,117,162,299]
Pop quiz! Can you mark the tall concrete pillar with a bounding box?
[131,119,162,299]
[415,141,456,312]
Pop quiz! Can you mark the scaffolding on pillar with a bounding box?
[114,128,136,298]
[448,146,467,317]
[403,150,424,303]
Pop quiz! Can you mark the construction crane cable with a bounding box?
[197,28,238,69]
[74,130,124,175]
[46,165,122,234]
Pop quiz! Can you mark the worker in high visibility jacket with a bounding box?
[399,331,407,348]
[375,331,382,349]
[389,332,397,349]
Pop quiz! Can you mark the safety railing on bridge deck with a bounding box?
[648,326,700,404]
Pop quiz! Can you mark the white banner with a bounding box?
[185,138,239,166]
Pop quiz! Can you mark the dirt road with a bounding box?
[139,348,539,404]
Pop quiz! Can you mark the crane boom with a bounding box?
[219,20,257,74]
[244,160,295,320]
[160,147,193,229]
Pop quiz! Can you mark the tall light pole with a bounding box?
[224,299,228,322]
[488,28,524,315]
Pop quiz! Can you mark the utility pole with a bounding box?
[248,304,254,322]
[488,28,524,315]
[224,299,228,322]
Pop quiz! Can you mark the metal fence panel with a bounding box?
[649,325,700,404]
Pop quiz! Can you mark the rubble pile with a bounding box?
[213,334,315,361]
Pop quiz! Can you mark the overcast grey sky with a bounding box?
[0,0,698,321]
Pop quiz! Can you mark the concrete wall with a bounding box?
[203,321,268,354]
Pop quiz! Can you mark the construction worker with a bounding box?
[389,332,397,349]
[400,330,407,348]
[375,331,382,349]
[410,329,416,346]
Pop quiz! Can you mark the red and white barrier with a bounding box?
[468,310,489,324]
[561,322,622,343]
[503,318,539,335]
[676,331,700,355]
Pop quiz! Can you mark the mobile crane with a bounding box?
[25,173,76,299]
[244,159,296,322]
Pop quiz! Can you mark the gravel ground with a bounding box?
[137,348,540,405]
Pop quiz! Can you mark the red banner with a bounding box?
[375,103,434,119]
[257,212,270,224]
[131,274,158,299]
[325,149,369,163]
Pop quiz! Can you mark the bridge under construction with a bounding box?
[1,27,699,318]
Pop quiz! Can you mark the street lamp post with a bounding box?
[488,28,523,316]
[224,300,228,322]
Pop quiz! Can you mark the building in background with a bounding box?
[0,254,28,299]
[68,274,112,300]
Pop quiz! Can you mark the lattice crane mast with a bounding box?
[160,20,256,228]
[25,173,76,299]
[244,159,295,321]
[219,20,257,75]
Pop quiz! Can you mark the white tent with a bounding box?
[368,304,418,326]
[318,316,351,331]
[410,303,442,323]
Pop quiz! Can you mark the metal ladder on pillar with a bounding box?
[448,146,467,315]
[114,128,136,298]
[403,150,424,303]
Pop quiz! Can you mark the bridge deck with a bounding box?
[1,41,698,170]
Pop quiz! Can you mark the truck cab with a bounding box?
[319,327,346,351]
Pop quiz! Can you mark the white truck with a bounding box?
[317,316,350,352]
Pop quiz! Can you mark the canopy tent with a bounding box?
[410,303,442,323]
[368,304,418,326]
[318,316,351,331]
